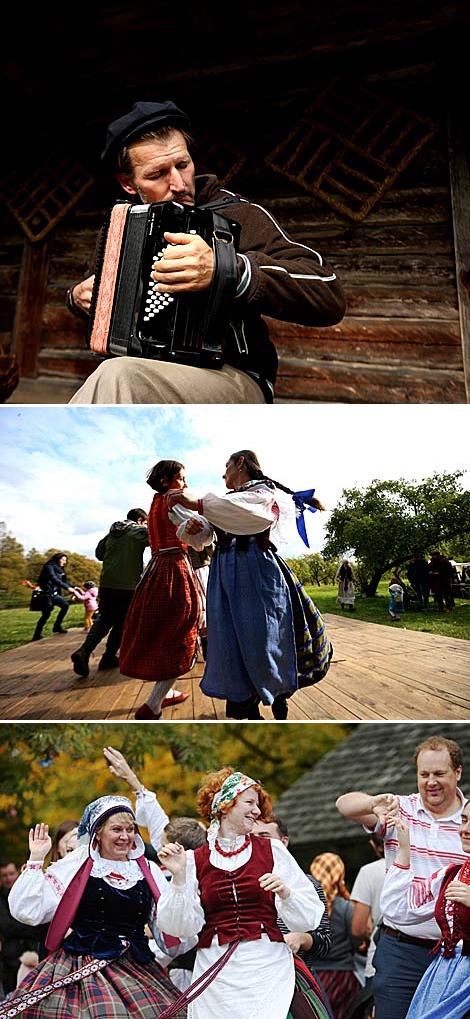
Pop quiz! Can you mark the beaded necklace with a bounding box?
[215,834,250,858]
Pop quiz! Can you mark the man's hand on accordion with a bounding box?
[71,275,95,313]
[152,231,214,292]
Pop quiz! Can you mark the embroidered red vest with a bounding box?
[434,863,470,957]
[194,836,285,948]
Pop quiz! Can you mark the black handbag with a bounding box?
[29,588,47,612]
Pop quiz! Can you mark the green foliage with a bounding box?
[285,553,339,586]
[0,723,353,861]
[323,471,470,594]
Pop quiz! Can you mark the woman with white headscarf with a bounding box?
[156,767,325,1019]
[5,795,181,1019]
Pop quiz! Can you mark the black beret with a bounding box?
[101,100,191,167]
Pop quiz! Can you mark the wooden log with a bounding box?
[12,239,51,377]
[448,104,470,401]
[275,358,466,402]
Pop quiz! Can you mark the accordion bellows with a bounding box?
[87,200,240,368]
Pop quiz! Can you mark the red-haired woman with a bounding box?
[156,767,324,1019]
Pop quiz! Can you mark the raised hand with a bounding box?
[28,823,52,861]
[157,842,187,885]
[370,793,400,825]
[103,746,141,792]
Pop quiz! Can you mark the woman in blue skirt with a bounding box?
[380,802,470,1019]
[167,449,332,720]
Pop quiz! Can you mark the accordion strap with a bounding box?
[204,211,238,337]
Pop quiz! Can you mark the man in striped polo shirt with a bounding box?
[335,734,465,1019]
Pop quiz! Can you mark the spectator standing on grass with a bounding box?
[388,579,405,622]
[335,561,356,612]
[72,581,99,632]
[429,551,455,613]
[31,554,81,642]
[406,554,430,610]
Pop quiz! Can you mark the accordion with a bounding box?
[87,200,240,368]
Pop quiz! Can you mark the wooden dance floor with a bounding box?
[0,615,468,722]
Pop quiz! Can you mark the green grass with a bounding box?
[0,604,87,653]
[306,581,470,640]
[1,583,469,654]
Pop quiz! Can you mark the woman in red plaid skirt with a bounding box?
[119,459,214,720]
[5,795,184,1019]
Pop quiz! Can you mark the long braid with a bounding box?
[262,474,326,511]
[230,450,326,511]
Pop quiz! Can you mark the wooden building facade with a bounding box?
[1,1,469,403]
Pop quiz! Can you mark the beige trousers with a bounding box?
[69,358,266,405]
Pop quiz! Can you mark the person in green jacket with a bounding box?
[71,508,148,678]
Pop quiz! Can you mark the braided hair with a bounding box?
[230,450,326,511]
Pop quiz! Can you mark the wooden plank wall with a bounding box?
[267,143,464,402]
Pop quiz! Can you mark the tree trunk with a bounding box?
[364,568,384,596]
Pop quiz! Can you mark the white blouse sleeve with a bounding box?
[135,788,169,849]
[380,863,447,923]
[168,503,214,550]
[201,487,278,534]
[8,861,65,925]
[155,850,205,938]
[271,841,325,932]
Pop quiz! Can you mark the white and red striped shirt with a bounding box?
[370,790,465,938]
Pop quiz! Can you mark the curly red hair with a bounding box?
[196,767,272,823]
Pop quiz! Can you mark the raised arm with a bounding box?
[335,791,400,830]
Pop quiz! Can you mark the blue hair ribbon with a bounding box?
[292,489,318,547]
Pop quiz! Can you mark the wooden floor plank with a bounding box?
[0,617,468,721]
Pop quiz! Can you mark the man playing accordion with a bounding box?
[67,100,345,404]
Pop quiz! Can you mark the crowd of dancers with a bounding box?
[1,733,469,1019]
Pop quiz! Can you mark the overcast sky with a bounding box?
[1,404,468,561]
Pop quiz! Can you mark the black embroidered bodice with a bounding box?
[63,876,154,962]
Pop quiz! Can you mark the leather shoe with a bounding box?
[161,690,190,708]
[71,649,90,678]
[98,655,120,671]
[53,626,67,634]
[134,704,162,720]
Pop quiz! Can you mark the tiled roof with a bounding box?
[274,723,470,850]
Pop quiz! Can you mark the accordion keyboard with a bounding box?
[143,246,175,322]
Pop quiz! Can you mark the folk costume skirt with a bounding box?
[200,540,298,705]
[3,947,180,1019]
[119,548,199,681]
[404,945,470,1019]
[312,971,360,1019]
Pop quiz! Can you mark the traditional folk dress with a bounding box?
[155,833,325,1019]
[119,491,211,681]
[380,856,470,1019]
[4,796,181,1019]
[334,564,356,609]
[179,481,332,707]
